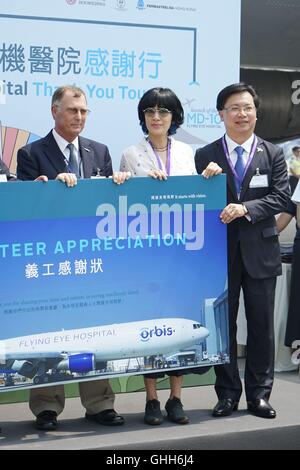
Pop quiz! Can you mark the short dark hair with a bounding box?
[292,146,300,152]
[138,87,184,135]
[216,82,260,111]
[51,85,87,106]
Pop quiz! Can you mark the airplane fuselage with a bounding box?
[3,318,209,362]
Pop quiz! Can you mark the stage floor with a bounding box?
[0,367,299,450]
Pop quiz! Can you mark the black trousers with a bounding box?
[215,246,276,402]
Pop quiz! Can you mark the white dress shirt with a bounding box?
[52,129,81,175]
[225,134,254,167]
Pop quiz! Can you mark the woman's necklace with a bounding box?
[148,138,171,175]
[153,145,167,151]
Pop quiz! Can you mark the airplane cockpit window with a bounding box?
[193,323,202,329]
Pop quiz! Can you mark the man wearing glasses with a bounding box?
[16,85,126,430]
[195,83,289,420]
[17,85,114,181]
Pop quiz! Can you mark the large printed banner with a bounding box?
[0,175,228,391]
[0,0,240,171]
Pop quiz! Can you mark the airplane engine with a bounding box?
[11,360,37,378]
[56,353,95,373]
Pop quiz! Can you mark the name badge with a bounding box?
[249,174,268,188]
[0,174,8,183]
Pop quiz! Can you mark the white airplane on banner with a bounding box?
[0,318,209,384]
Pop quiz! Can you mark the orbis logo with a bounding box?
[140,325,174,342]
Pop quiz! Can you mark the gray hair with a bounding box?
[51,85,87,106]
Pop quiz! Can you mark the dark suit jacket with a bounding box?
[0,159,16,181]
[195,136,290,279]
[17,131,113,180]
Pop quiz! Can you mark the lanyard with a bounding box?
[221,135,258,184]
[148,138,171,176]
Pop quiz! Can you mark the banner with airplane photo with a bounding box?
[0,175,229,391]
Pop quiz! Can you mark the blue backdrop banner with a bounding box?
[0,0,241,171]
[0,175,228,391]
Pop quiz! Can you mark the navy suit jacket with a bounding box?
[17,131,113,180]
[195,136,290,279]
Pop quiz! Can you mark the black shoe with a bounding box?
[85,409,124,426]
[144,399,163,426]
[212,398,239,417]
[35,410,58,431]
[247,399,276,419]
[165,397,189,424]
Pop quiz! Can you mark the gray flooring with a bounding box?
[0,368,299,450]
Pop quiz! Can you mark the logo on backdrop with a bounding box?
[0,125,40,172]
[137,0,145,9]
[140,325,174,342]
[116,0,126,9]
[66,0,77,5]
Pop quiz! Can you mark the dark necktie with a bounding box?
[67,143,79,177]
[234,146,245,193]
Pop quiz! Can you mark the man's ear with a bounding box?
[219,110,224,122]
[51,105,57,120]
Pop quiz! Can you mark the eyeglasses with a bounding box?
[65,107,91,116]
[143,107,172,118]
[223,105,256,115]
[55,105,91,116]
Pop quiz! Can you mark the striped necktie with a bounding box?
[67,143,79,177]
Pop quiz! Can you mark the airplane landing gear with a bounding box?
[33,372,74,385]
[33,375,50,385]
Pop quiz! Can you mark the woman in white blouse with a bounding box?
[120,88,197,426]
[120,87,196,180]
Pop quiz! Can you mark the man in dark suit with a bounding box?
[17,85,127,431]
[195,83,290,419]
[17,89,113,181]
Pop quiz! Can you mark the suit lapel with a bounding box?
[79,137,94,178]
[42,132,67,173]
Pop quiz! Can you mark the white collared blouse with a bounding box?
[120,137,196,176]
